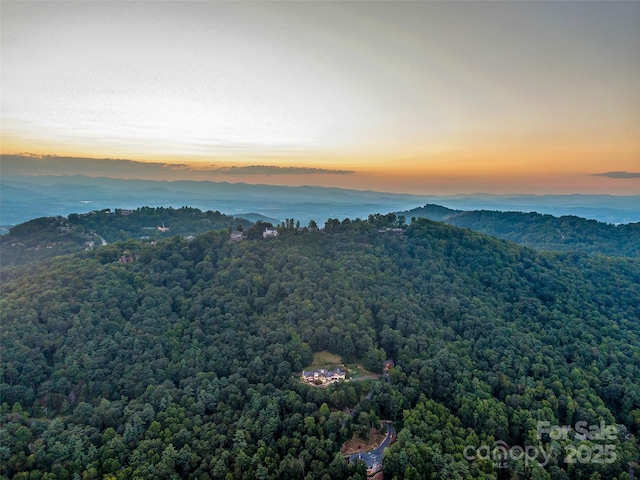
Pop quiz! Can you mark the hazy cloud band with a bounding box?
[214,165,353,175]
[593,171,640,179]
[0,155,354,178]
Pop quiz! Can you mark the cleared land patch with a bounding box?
[309,351,343,368]
[340,428,387,456]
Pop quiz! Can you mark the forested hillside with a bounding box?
[1,216,639,479]
[399,204,640,257]
[4,203,638,269]
[0,207,253,267]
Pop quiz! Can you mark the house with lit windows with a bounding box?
[301,368,346,384]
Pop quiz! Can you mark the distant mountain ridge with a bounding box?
[0,174,429,228]
[411,193,640,225]
[398,204,640,257]
[2,173,640,228]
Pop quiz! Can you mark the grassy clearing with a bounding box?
[303,352,379,382]
[345,364,377,379]
[309,351,343,369]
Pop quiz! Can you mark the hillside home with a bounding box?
[301,368,346,384]
[377,228,405,236]
[384,360,395,372]
[229,231,245,241]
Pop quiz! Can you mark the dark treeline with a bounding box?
[400,204,640,257]
[1,215,639,479]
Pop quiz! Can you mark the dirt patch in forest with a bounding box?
[340,428,386,456]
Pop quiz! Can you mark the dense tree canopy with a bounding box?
[1,215,638,479]
[401,204,640,257]
[0,207,252,267]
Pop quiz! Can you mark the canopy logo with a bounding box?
[464,421,619,469]
[463,440,552,468]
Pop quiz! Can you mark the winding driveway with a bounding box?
[348,423,396,473]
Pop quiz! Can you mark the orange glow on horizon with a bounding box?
[3,141,639,196]
[2,1,638,196]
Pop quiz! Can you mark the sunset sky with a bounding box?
[2,1,639,194]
